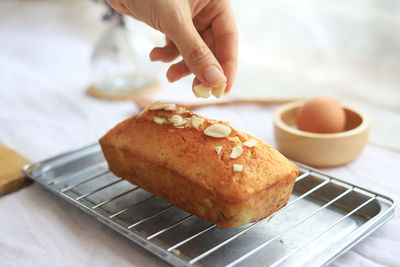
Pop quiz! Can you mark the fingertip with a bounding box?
[219,58,237,95]
[150,45,180,62]
[167,61,191,82]
[192,78,201,87]
[150,48,169,62]
[166,68,175,82]
[149,47,160,61]
[224,80,233,94]
[192,78,201,94]
[192,77,200,88]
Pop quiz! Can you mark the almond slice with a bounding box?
[233,164,243,172]
[243,139,258,147]
[177,107,189,114]
[175,118,188,126]
[150,103,176,111]
[230,146,243,159]
[169,114,183,125]
[215,146,222,154]
[211,81,226,98]
[193,84,212,98]
[153,116,167,125]
[138,101,160,117]
[204,124,231,138]
[191,116,205,129]
[228,136,240,142]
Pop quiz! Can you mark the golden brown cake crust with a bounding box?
[100,105,299,228]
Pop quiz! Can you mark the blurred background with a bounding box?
[1,0,399,154]
[1,1,399,266]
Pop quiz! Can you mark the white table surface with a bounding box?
[1,0,399,266]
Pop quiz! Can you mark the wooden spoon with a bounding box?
[133,97,302,110]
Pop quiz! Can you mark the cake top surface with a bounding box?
[104,102,299,203]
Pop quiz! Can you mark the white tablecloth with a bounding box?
[1,1,399,266]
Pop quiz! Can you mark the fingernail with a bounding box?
[203,66,226,87]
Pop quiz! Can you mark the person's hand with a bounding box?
[106,0,238,96]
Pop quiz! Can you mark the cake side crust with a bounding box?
[100,137,298,228]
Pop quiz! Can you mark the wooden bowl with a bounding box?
[273,101,370,167]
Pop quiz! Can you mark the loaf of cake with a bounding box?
[99,103,299,228]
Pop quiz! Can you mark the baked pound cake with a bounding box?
[100,103,299,228]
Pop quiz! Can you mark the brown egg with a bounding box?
[296,97,346,133]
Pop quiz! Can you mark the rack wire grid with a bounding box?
[23,143,395,267]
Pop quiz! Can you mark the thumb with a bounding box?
[168,23,226,88]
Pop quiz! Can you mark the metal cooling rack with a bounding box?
[23,143,395,267]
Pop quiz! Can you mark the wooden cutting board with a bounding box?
[0,142,32,196]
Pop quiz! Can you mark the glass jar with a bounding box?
[88,16,159,100]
